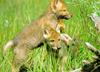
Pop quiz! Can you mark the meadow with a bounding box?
[0,0,100,72]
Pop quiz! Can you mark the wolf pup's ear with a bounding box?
[51,0,56,11]
[43,29,50,39]
[51,0,63,12]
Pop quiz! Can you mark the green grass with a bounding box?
[0,0,100,72]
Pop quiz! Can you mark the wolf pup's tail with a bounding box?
[3,40,14,55]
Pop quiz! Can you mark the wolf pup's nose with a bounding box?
[58,47,61,50]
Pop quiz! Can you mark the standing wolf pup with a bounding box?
[47,0,72,32]
[4,24,64,72]
[3,0,72,72]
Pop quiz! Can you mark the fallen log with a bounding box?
[90,12,100,31]
[85,42,100,58]
[71,42,100,72]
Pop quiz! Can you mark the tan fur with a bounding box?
[4,24,62,72]
[3,0,72,72]
[3,40,14,55]
[40,0,72,33]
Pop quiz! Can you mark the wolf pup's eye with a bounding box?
[58,39,60,41]
[50,40,54,42]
